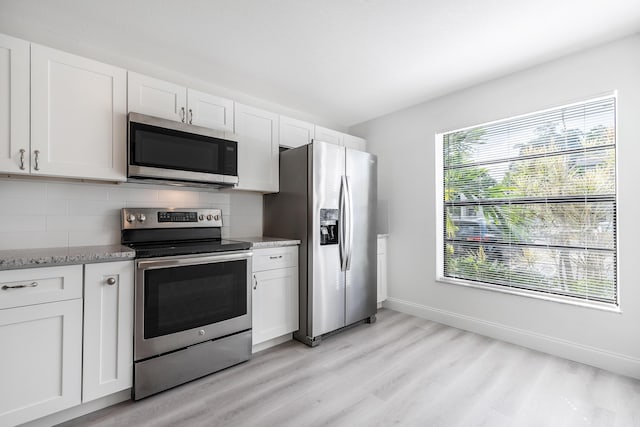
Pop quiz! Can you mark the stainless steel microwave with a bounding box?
[127,112,239,187]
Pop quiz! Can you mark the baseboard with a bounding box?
[252,333,293,353]
[384,297,640,380]
[20,389,131,427]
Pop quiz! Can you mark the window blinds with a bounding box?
[442,96,617,305]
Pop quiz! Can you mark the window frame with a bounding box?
[434,93,620,312]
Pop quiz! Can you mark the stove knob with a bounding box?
[206,214,213,221]
[127,214,136,223]
[137,214,146,223]
[199,214,204,221]
[213,214,220,221]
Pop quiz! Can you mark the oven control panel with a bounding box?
[122,208,223,229]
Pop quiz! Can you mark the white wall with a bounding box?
[351,34,640,378]
[0,178,263,250]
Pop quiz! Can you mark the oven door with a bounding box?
[134,250,252,361]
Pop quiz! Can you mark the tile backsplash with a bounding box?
[0,178,263,250]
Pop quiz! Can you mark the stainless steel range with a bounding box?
[121,207,252,400]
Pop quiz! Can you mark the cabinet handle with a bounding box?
[180,107,186,123]
[19,149,25,170]
[106,277,117,286]
[2,281,38,290]
[253,274,258,290]
[33,150,40,171]
[269,255,283,260]
[188,109,193,124]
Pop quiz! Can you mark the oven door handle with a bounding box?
[136,251,253,270]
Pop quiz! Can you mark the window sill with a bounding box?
[436,276,622,314]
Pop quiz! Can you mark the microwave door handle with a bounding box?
[339,176,347,272]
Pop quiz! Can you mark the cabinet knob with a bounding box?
[253,274,258,290]
[33,150,40,171]
[180,107,186,123]
[188,109,193,124]
[106,277,116,285]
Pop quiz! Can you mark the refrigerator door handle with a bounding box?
[345,176,354,271]
[339,175,348,272]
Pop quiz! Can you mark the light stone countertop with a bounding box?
[0,245,136,271]
[235,237,301,249]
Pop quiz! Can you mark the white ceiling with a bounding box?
[1,0,640,127]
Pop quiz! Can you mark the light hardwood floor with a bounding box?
[60,309,640,427]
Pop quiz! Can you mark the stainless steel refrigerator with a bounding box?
[264,141,377,346]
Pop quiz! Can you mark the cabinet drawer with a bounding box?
[0,265,83,309]
[252,246,298,272]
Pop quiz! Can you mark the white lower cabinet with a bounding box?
[82,261,134,403]
[0,260,135,425]
[377,235,388,303]
[252,246,299,347]
[0,299,82,426]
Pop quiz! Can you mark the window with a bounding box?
[439,95,617,306]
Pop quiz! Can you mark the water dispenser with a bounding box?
[320,208,339,245]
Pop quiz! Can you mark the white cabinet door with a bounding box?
[314,125,344,146]
[234,103,279,192]
[252,266,299,345]
[83,261,134,403]
[127,71,187,122]
[344,134,367,151]
[0,34,30,175]
[314,125,366,151]
[187,88,234,131]
[377,236,387,303]
[31,44,127,181]
[279,116,314,149]
[0,299,82,426]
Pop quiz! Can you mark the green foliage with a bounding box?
[445,245,510,284]
[444,116,616,301]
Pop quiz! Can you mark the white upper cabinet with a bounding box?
[314,125,367,151]
[127,71,187,122]
[31,44,127,181]
[128,72,234,131]
[187,88,234,131]
[344,134,366,151]
[235,103,279,192]
[314,125,344,146]
[279,116,314,149]
[0,34,30,175]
